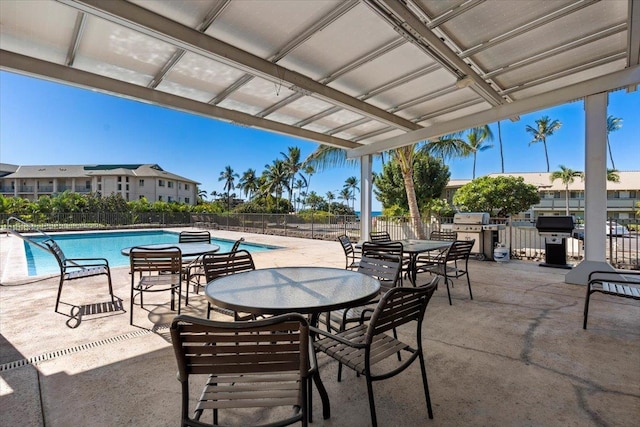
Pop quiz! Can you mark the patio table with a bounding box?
[205,266,381,420]
[357,239,452,285]
[397,239,453,285]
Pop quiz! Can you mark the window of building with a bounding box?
[117,184,122,191]
[168,196,173,202]
[168,181,174,188]
[126,184,129,191]
[97,177,101,182]
[185,197,190,204]
[159,180,165,187]
[139,179,144,187]
[118,176,122,182]
[185,184,189,190]
[178,183,182,190]
[139,195,145,200]
[158,195,163,201]
[126,177,129,183]
[569,191,584,199]
[85,181,91,189]
[126,193,129,201]
[98,184,102,191]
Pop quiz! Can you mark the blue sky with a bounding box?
[1,71,638,211]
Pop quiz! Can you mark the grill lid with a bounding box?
[454,212,490,225]
[535,216,575,232]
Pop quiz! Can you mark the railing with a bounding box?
[1,212,637,269]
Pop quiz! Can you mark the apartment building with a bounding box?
[0,163,199,205]
[444,171,639,219]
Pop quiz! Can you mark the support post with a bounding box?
[566,92,614,284]
[360,155,373,242]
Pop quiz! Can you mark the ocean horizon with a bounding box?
[356,211,382,217]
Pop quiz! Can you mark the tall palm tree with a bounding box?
[497,121,505,173]
[343,176,359,210]
[281,146,303,208]
[525,116,562,172]
[550,165,583,215]
[465,125,494,179]
[238,168,258,200]
[293,177,307,211]
[197,186,208,202]
[606,115,622,169]
[303,164,315,195]
[305,144,427,238]
[218,165,239,212]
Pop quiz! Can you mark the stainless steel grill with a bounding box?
[453,213,505,261]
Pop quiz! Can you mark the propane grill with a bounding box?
[452,213,505,260]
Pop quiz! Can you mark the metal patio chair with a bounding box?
[42,238,115,313]
[179,231,212,305]
[312,281,439,427]
[202,249,256,320]
[420,240,474,305]
[338,235,360,270]
[129,246,182,325]
[170,313,312,427]
[369,231,391,242]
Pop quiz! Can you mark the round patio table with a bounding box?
[120,242,220,257]
[205,266,381,420]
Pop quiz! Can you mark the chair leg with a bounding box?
[337,362,343,382]
[307,375,313,423]
[418,351,434,419]
[583,289,592,329]
[185,271,190,306]
[107,274,115,306]
[466,273,473,300]
[55,276,64,312]
[445,277,452,305]
[177,284,182,315]
[206,302,212,319]
[365,376,378,427]
[129,286,135,325]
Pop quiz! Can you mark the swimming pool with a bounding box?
[23,230,275,276]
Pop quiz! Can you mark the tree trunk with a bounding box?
[607,136,616,169]
[543,140,550,172]
[395,146,425,239]
[565,183,570,215]
[498,121,504,173]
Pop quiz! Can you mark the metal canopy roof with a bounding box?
[1,0,639,157]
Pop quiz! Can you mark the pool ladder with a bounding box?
[5,216,53,253]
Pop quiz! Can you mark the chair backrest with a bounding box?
[170,313,309,425]
[362,241,403,264]
[369,231,391,242]
[230,237,245,252]
[42,238,66,268]
[430,230,457,241]
[178,230,211,243]
[129,246,182,274]
[338,235,355,257]
[446,240,475,262]
[201,249,255,282]
[366,278,439,343]
[358,255,401,291]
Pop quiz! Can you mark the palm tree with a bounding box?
[465,125,494,179]
[261,159,290,211]
[421,132,470,162]
[343,176,359,211]
[281,146,303,208]
[339,188,351,207]
[303,164,315,195]
[305,144,427,238]
[606,115,622,169]
[326,191,335,214]
[550,165,583,215]
[525,116,562,172]
[293,177,307,211]
[218,165,239,212]
[197,186,208,202]
[238,168,259,200]
[607,168,620,183]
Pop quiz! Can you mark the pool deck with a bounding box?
[1,228,639,426]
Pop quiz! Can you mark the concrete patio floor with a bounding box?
[1,229,638,426]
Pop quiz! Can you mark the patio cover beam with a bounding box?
[347,65,640,158]
[0,50,359,150]
[55,0,421,133]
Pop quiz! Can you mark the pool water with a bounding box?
[23,230,274,276]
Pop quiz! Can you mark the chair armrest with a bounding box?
[309,325,367,349]
[359,308,374,324]
[588,270,640,284]
[64,258,110,268]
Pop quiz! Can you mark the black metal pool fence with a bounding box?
[1,213,637,270]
